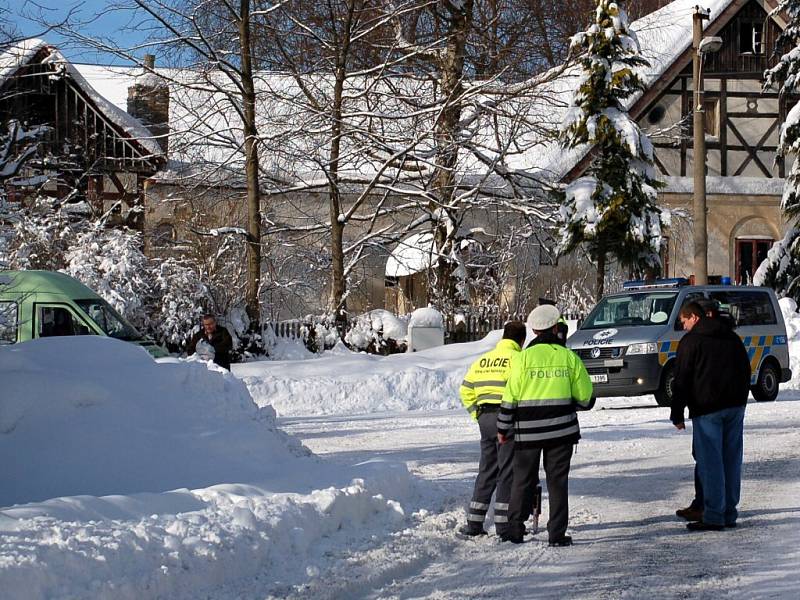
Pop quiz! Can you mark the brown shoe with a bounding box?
[676,507,702,522]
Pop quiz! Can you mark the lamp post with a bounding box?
[692,6,722,285]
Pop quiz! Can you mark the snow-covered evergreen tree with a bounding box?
[758,0,800,299]
[558,0,668,298]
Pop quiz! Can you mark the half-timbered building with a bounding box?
[563,0,792,283]
[0,40,165,229]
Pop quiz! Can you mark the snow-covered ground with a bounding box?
[2,314,799,598]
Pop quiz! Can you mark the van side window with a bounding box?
[38,306,90,337]
[709,291,776,326]
[0,301,18,344]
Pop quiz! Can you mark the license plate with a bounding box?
[590,374,608,383]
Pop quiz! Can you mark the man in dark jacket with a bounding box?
[671,302,751,531]
[676,298,727,522]
[187,314,234,370]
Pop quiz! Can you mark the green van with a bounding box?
[0,270,167,358]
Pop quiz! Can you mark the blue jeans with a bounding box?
[692,406,745,526]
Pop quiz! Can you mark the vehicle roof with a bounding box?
[603,285,775,297]
[0,270,101,298]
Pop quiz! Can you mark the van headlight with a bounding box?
[626,343,658,355]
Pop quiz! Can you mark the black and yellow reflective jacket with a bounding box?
[460,338,521,420]
[498,331,593,448]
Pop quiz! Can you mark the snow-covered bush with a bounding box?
[548,280,595,317]
[758,2,800,300]
[301,314,342,354]
[149,258,214,349]
[753,228,800,298]
[345,310,408,354]
[64,225,152,330]
[0,203,77,271]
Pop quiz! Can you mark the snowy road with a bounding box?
[280,397,800,599]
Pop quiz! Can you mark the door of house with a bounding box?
[735,238,772,284]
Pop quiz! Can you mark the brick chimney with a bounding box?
[127,54,170,154]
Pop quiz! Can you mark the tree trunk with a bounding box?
[596,251,606,300]
[239,0,262,328]
[429,0,474,308]
[327,1,355,321]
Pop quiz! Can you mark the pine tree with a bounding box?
[757,0,800,298]
[558,0,667,299]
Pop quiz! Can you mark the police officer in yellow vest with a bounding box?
[498,305,593,545]
[458,320,527,537]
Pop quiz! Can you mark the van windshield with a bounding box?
[75,299,142,341]
[581,291,679,329]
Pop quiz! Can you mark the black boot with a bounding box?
[458,524,487,537]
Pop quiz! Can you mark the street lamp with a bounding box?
[692,6,722,285]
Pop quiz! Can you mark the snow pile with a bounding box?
[235,330,506,416]
[0,336,293,506]
[778,298,800,391]
[0,337,414,599]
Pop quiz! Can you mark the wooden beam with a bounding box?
[728,119,775,177]
[720,79,728,176]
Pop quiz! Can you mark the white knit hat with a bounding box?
[527,304,560,331]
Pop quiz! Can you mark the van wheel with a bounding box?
[654,364,674,407]
[751,362,779,402]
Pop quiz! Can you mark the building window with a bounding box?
[152,223,175,246]
[647,104,666,125]
[703,99,719,137]
[739,22,764,55]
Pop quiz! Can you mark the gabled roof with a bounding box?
[0,38,163,158]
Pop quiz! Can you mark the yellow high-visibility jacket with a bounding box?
[498,334,593,448]
[460,338,521,420]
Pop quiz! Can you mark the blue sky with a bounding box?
[10,0,151,65]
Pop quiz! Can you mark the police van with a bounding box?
[567,279,791,406]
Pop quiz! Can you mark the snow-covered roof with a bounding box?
[385,232,437,277]
[662,175,786,196]
[516,0,739,181]
[0,38,163,158]
[49,0,761,187]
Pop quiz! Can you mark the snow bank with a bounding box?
[0,336,294,506]
[235,331,506,416]
[778,298,800,391]
[0,337,414,599]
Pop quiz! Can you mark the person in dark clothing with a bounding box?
[187,314,234,370]
[676,298,726,522]
[671,302,751,531]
